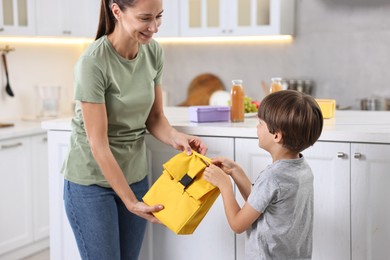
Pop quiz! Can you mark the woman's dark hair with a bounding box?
[257,90,323,153]
[95,0,138,40]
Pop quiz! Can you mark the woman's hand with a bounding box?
[171,131,208,155]
[128,201,164,224]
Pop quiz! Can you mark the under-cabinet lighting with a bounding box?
[155,35,293,43]
[0,37,93,44]
[0,35,292,45]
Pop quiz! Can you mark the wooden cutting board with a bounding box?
[0,123,14,128]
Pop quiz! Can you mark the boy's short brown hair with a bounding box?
[258,90,323,153]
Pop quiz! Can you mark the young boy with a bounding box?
[204,90,323,259]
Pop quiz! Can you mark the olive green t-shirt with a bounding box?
[62,36,163,187]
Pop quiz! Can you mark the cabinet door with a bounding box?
[156,0,180,37]
[180,0,229,37]
[36,0,99,37]
[235,139,351,260]
[142,135,235,260]
[179,0,294,37]
[234,137,272,260]
[230,0,295,36]
[303,141,351,260]
[351,143,390,260]
[31,134,49,241]
[35,0,61,36]
[47,131,81,260]
[0,137,33,255]
[0,0,35,36]
[61,0,100,38]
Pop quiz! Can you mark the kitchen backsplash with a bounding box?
[0,42,84,120]
[1,0,390,121]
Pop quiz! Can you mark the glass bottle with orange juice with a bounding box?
[230,80,244,122]
[270,77,283,93]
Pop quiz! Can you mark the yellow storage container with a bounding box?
[316,99,336,119]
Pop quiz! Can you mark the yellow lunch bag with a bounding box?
[142,150,220,235]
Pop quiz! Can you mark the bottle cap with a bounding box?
[232,79,243,85]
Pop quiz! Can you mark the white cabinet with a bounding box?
[142,135,235,260]
[0,133,49,259]
[303,141,351,260]
[48,132,235,260]
[351,143,390,260]
[0,0,36,36]
[0,136,33,255]
[234,137,271,260]
[179,0,294,37]
[35,0,100,38]
[31,134,49,241]
[47,130,80,260]
[157,0,180,37]
[46,128,390,260]
[235,138,390,260]
[234,138,351,260]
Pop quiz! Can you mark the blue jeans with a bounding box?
[64,177,148,260]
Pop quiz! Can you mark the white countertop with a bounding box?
[40,107,390,144]
[0,120,46,140]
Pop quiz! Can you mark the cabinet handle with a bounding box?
[337,152,345,158]
[63,30,71,35]
[1,142,23,150]
[0,28,4,32]
[43,137,48,142]
[353,153,362,159]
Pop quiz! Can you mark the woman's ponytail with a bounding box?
[95,0,137,40]
[95,0,116,40]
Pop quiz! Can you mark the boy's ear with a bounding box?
[273,131,283,143]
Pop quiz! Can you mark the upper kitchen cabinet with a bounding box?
[35,0,100,38]
[156,0,180,37]
[0,0,36,36]
[180,0,295,37]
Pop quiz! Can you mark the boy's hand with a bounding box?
[211,157,237,176]
[204,164,232,192]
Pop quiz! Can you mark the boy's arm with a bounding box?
[219,187,261,234]
[209,157,252,200]
[204,164,261,233]
[229,165,252,201]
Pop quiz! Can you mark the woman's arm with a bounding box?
[81,102,162,223]
[146,85,207,155]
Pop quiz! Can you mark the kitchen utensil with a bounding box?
[360,98,378,111]
[2,53,14,97]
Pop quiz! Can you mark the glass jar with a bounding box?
[270,77,283,93]
[230,80,244,122]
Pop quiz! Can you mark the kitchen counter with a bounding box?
[43,107,390,260]
[41,107,390,144]
[0,120,46,140]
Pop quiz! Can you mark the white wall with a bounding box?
[0,42,84,121]
[161,0,390,110]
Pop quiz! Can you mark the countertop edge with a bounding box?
[29,108,390,144]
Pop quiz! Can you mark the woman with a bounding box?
[61,0,207,259]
